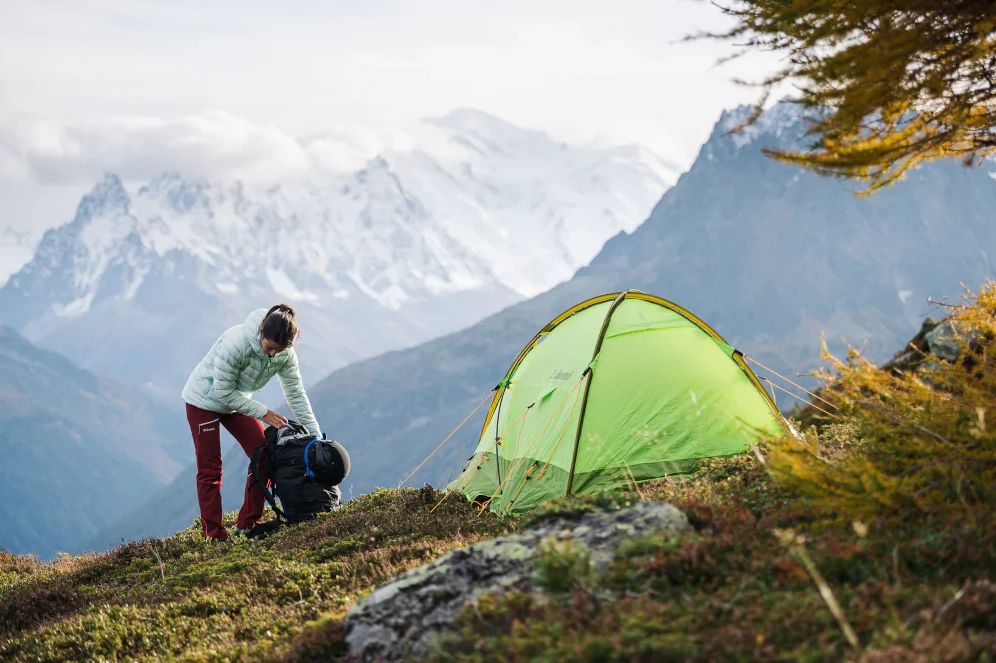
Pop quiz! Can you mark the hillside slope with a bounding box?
[0,327,189,559]
[1,488,517,663]
[3,456,992,662]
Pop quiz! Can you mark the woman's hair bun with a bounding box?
[261,303,299,347]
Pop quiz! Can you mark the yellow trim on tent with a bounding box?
[731,351,779,413]
[477,291,780,440]
[478,294,619,436]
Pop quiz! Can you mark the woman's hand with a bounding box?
[262,410,288,428]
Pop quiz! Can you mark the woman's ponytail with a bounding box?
[261,303,300,347]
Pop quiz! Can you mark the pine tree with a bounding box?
[697,0,996,195]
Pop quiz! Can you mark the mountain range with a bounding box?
[100,98,996,545]
[0,110,678,401]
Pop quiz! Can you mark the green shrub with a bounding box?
[534,536,593,594]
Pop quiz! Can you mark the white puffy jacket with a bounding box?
[181,308,321,437]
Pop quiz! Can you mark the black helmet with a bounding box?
[311,438,350,485]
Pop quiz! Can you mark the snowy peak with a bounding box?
[0,108,682,392]
[714,98,811,150]
[7,111,680,313]
[72,173,130,224]
[138,171,215,214]
[352,155,407,196]
[428,108,526,135]
[426,109,550,154]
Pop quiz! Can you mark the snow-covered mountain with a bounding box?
[0,227,39,287]
[0,109,680,395]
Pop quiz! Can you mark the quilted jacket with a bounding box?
[181,308,321,437]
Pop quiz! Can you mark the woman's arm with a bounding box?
[277,349,322,437]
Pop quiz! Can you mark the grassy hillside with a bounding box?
[2,283,993,662]
[1,488,516,663]
[433,457,995,662]
[3,456,992,662]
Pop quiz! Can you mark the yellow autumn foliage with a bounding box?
[765,280,996,516]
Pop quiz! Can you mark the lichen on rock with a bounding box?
[343,500,689,662]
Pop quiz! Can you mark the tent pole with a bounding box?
[565,289,633,495]
[494,388,505,492]
[473,295,619,445]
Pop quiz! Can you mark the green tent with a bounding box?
[448,290,785,514]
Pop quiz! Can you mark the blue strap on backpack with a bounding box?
[303,437,318,481]
[302,432,330,482]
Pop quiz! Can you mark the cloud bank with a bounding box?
[0,107,690,189]
[0,111,322,185]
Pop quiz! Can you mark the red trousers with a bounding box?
[185,403,270,541]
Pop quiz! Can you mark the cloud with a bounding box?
[0,141,30,181]
[0,111,316,185]
[0,108,559,187]
[0,108,596,187]
[0,0,785,169]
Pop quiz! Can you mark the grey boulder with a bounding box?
[343,500,690,662]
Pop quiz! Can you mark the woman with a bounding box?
[181,303,322,542]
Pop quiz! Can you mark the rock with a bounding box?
[915,321,988,392]
[884,318,982,371]
[343,501,689,662]
[923,321,963,362]
[794,316,985,427]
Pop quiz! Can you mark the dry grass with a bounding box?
[0,486,516,663]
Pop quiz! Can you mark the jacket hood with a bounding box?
[243,308,269,358]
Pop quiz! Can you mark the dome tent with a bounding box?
[447,290,785,514]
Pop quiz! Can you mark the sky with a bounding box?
[0,0,786,234]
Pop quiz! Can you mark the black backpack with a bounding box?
[248,420,350,538]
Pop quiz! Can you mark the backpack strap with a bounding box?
[250,443,287,522]
[303,438,318,481]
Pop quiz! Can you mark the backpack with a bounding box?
[248,420,350,539]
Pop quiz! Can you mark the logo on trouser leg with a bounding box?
[198,418,220,435]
